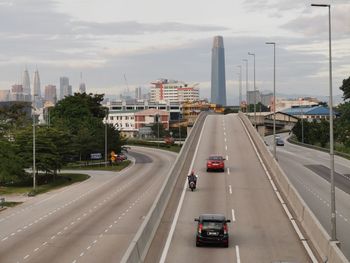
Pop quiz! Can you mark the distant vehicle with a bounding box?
[276,138,284,146]
[117,154,127,161]
[275,135,281,139]
[207,155,225,172]
[195,214,231,247]
[164,136,175,145]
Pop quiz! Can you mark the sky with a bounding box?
[0,0,349,104]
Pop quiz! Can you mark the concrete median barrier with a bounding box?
[238,112,348,263]
[121,113,207,263]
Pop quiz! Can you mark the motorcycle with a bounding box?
[188,174,197,191]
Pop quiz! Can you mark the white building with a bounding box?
[106,111,136,138]
[150,79,199,103]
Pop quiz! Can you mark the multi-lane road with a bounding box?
[145,114,312,262]
[266,133,350,260]
[0,146,176,263]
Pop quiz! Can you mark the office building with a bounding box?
[211,36,227,106]
[247,90,261,106]
[135,87,142,99]
[22,68,31,97]
[260,92,273,107]
[59,77,70,99]
[150,79,199,103]
[44,85,57,104]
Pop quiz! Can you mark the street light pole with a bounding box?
[105,108,109,167]
[248,52,256,128]
[157,113,160,148]
[243,59,248,113]
[32,95,36,191]
[311,3,336,242]
[237,65,242,111]
[266,42,276,159]
[178,112,181,146]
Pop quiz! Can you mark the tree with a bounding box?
[0,140,26,184]
[50,93,124,161]
[340,76,350,100]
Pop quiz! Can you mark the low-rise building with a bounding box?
[282,105,338,121]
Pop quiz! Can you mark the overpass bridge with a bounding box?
[122,112,347,263]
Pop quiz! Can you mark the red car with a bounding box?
[207,155,225,172]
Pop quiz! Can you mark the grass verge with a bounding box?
[1,201,23,208]
[0,173,90,196]
[65,160,131,171]
[127,140,182,153]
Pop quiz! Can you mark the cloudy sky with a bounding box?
[0,0,349,104]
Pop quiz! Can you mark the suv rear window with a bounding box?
[202,221,223,230]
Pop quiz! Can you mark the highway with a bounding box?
[145,114,311,263]
[0,146,176,263]
[266,133,350,260]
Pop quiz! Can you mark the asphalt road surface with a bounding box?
[266,133,350,260]
[0,146,176,263]
[145,114,311,263]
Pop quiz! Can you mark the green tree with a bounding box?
[0,140,26,184]
[339,76,350,100]
[50,93,123,161]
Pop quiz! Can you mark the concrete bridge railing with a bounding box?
[120,112,207,263]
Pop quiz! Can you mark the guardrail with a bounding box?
[121,112,207,263]
[239,112,348,263]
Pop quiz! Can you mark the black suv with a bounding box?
[194,214,231,247]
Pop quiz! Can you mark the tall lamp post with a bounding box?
[242,59,248,113]
[32,95,36,191]
[248,52,256,128]
[105,108,109,167]
[266,42,276,159]
[156,113,160,148]
[237,65,242,111]
[311,3,336,242]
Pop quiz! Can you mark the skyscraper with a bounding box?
[211,36,227,106]
[44,85,57,104]
[33,69,41,96]
[59,77,69,100]
[79,72,86,93]
[22,68,31,97]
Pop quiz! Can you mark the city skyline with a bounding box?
[0,1,348,105]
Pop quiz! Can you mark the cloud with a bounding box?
[282,5,350,38]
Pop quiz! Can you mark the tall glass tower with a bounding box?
[211,36,227,106]
[22,68,31,97]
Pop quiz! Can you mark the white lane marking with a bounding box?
[226,155,229,161]
[72,260,77,263]
[232,209,236,222]
[34,247,39,252]
[224,138,227,142]
[159,117,207,263]
[225,145,228,151]
[24,255,29,260]
[229,185,232,194]
[227,168,230,175]
[235,245,241,263]
[224,132,226,136]
[2,237,8,241]
[239,117,318,263]
[80,252,84,257]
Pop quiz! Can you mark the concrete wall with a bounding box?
[238,112,348,263]
[121,112,207,263]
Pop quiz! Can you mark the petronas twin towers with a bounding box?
[22,68,41,97]
[211,36,227,106]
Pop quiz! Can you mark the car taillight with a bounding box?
[198,223,203,234]
[224,224,228,234]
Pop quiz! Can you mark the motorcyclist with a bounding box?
[188,170,197,187]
